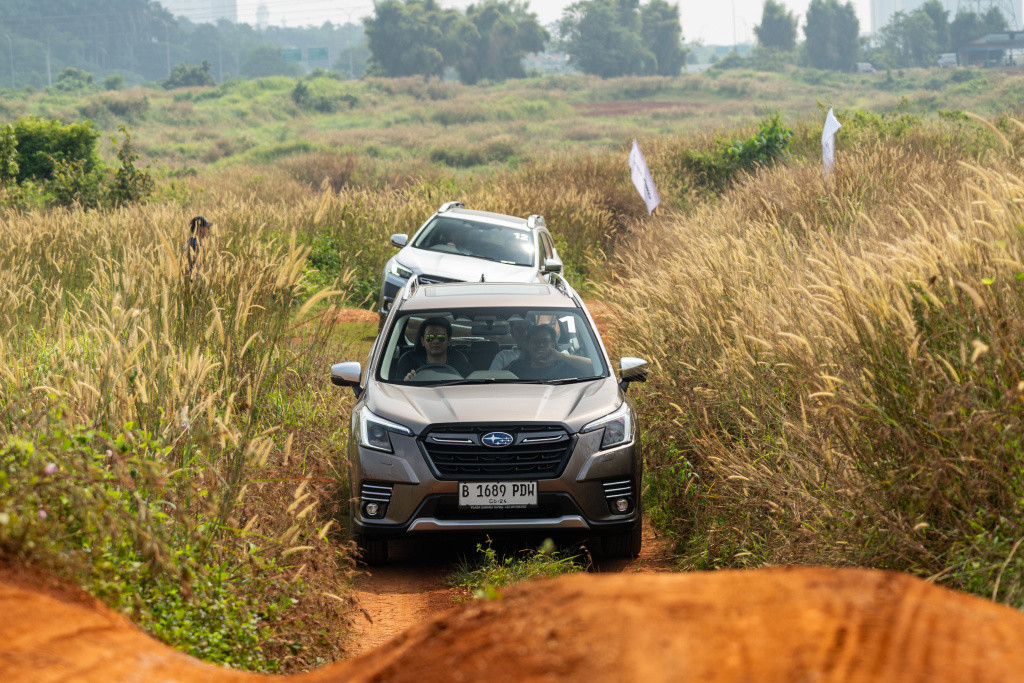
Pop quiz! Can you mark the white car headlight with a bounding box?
[581,402,634,450]
[389,261,413,279]
[357,407,412,453]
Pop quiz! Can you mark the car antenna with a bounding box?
[480,273,486,282]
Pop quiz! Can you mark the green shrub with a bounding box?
[950,68,978,83]
[53,68,95,92]
[291,81,337,113]
[47,157,105,208]
[0,124,17,186]
[103,74,125,91]
[430,146,485,167]
[108,125,154,206]
[163,61,216,89]
[710,52,749,70]
[11,116,100,182]
[675,111,793,193]
[103,91,150,119]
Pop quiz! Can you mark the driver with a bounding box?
[397,316,472,380]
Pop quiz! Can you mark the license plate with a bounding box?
[459,481,537,508]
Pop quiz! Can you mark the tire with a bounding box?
[597,518,642,559]
[354,533,389,565]
[349,514,389,565]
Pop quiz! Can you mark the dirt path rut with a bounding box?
[345,519,674,656]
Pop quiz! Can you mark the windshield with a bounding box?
[376,307,608,385]
[409,216,535,267]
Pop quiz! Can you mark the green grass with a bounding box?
[6,67,1023,176]
[447,537,589,600]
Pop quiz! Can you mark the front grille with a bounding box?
[421,425,574,480]
[419,273,462,285]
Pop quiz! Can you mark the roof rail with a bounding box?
[546,272,580,305]
[527,214,546,229]
[438,201,466,213]
[399,274,421,303]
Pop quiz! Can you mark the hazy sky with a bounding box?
[239,0,874,46]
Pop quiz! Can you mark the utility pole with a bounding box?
[3,34,12,89]
[45,34,52,87]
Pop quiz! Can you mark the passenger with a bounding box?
[489,317,531,370]
[507,325,576,380]
[446,228,473,255]
[493,315,593,375]
[397,316,472,380]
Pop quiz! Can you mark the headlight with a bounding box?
[388,261,413,279]
[357,407,412,453]
[581,402,634,450]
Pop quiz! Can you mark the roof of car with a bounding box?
[442,207,536,230]
[397,281,580,312]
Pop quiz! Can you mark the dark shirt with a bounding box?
[395,347,472,379]
[183,236,200,271]
[507,357,575,380]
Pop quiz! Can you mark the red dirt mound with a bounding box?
[331,307,378,324]
[4,567,1024,682]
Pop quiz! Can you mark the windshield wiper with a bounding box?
[429,378,504,386]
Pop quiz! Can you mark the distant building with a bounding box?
[256,2,270,30]
[161,0,237,24]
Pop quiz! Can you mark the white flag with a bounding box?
[821,108,842,175]
[628,139,661,215]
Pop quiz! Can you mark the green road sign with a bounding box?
[282,48,302,63]
[308,47,328,61]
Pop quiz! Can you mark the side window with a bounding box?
[545,233,558,261]
[539,233,553,262]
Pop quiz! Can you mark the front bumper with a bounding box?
[349,428,642,538]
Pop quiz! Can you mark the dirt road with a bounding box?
[345,519,674,656]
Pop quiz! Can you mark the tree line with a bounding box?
[753,0,1012,71]
[363,0,685,82]
[1,0,1013,91]
[0,0,368,89]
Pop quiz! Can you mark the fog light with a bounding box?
[615,498,630,513]
[365,502,380,517]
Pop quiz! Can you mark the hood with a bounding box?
[367,377,622,434]
[396,247,536,282]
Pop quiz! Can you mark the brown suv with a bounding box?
[331,276,648,564]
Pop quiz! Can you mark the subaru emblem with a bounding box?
[481,431,514,448]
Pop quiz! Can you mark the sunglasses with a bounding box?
[423,334,448,342]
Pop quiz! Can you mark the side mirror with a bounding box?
[390,234,408,248]
[618,357,648,391]
[330,362,363,397]
[542,257,563,274]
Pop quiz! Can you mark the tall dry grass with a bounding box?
[0,194,362,670]
[604,119,1024,605]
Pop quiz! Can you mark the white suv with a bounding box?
[377,202,564,316]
